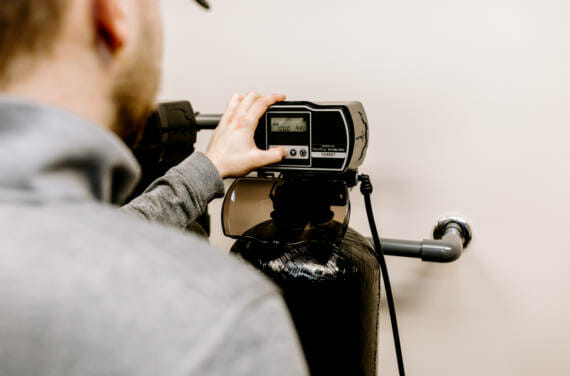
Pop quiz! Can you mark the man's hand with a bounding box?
[206,92,288,179]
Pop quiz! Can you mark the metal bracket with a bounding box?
[377,215,473,263]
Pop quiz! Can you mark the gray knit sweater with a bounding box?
[0,98,307,376]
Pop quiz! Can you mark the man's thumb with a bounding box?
[257,147,287,167]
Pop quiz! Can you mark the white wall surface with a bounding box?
[159,0,570,374]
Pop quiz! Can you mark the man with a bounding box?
[0,0,308,375]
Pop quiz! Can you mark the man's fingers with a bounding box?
[269,93,286,103]
[237,92,262,116]
[247,94,287,125]
[253,147,287,168]
[207,91,289,177]
[219,93,244,126]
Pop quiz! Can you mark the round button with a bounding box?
[300,149,308,157]
[289,149,297,157]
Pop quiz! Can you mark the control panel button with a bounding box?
[269,145,309,160]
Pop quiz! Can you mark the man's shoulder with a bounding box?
[0,202,306,376]
[0,201,276,305]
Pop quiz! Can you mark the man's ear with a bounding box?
[93,0,128,54]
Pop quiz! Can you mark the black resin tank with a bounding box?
[228,179,380,375]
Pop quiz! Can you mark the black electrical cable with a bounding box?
[358,174,406,376]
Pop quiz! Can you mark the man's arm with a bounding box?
[121,152,224,228]
[122,93,288,229]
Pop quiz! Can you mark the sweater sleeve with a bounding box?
[121,152,225,229]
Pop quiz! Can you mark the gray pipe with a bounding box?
[373,217,472,263]
[195,114,222,130]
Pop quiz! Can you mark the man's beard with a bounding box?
[110,46,160,148]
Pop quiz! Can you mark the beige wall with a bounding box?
[159,0,570,374]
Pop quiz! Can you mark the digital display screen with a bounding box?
[270,117,308,133]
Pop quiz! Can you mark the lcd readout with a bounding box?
[270,117,307,133]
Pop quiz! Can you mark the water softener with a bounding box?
[133,100,475,376]
[221,102,382,375]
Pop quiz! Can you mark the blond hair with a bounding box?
[0,0,68,84]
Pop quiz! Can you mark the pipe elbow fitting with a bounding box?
[422,215,473,263]
[420,237,462,263]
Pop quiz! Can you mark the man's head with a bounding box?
[0,0,164,146]
[0,1,68,84]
